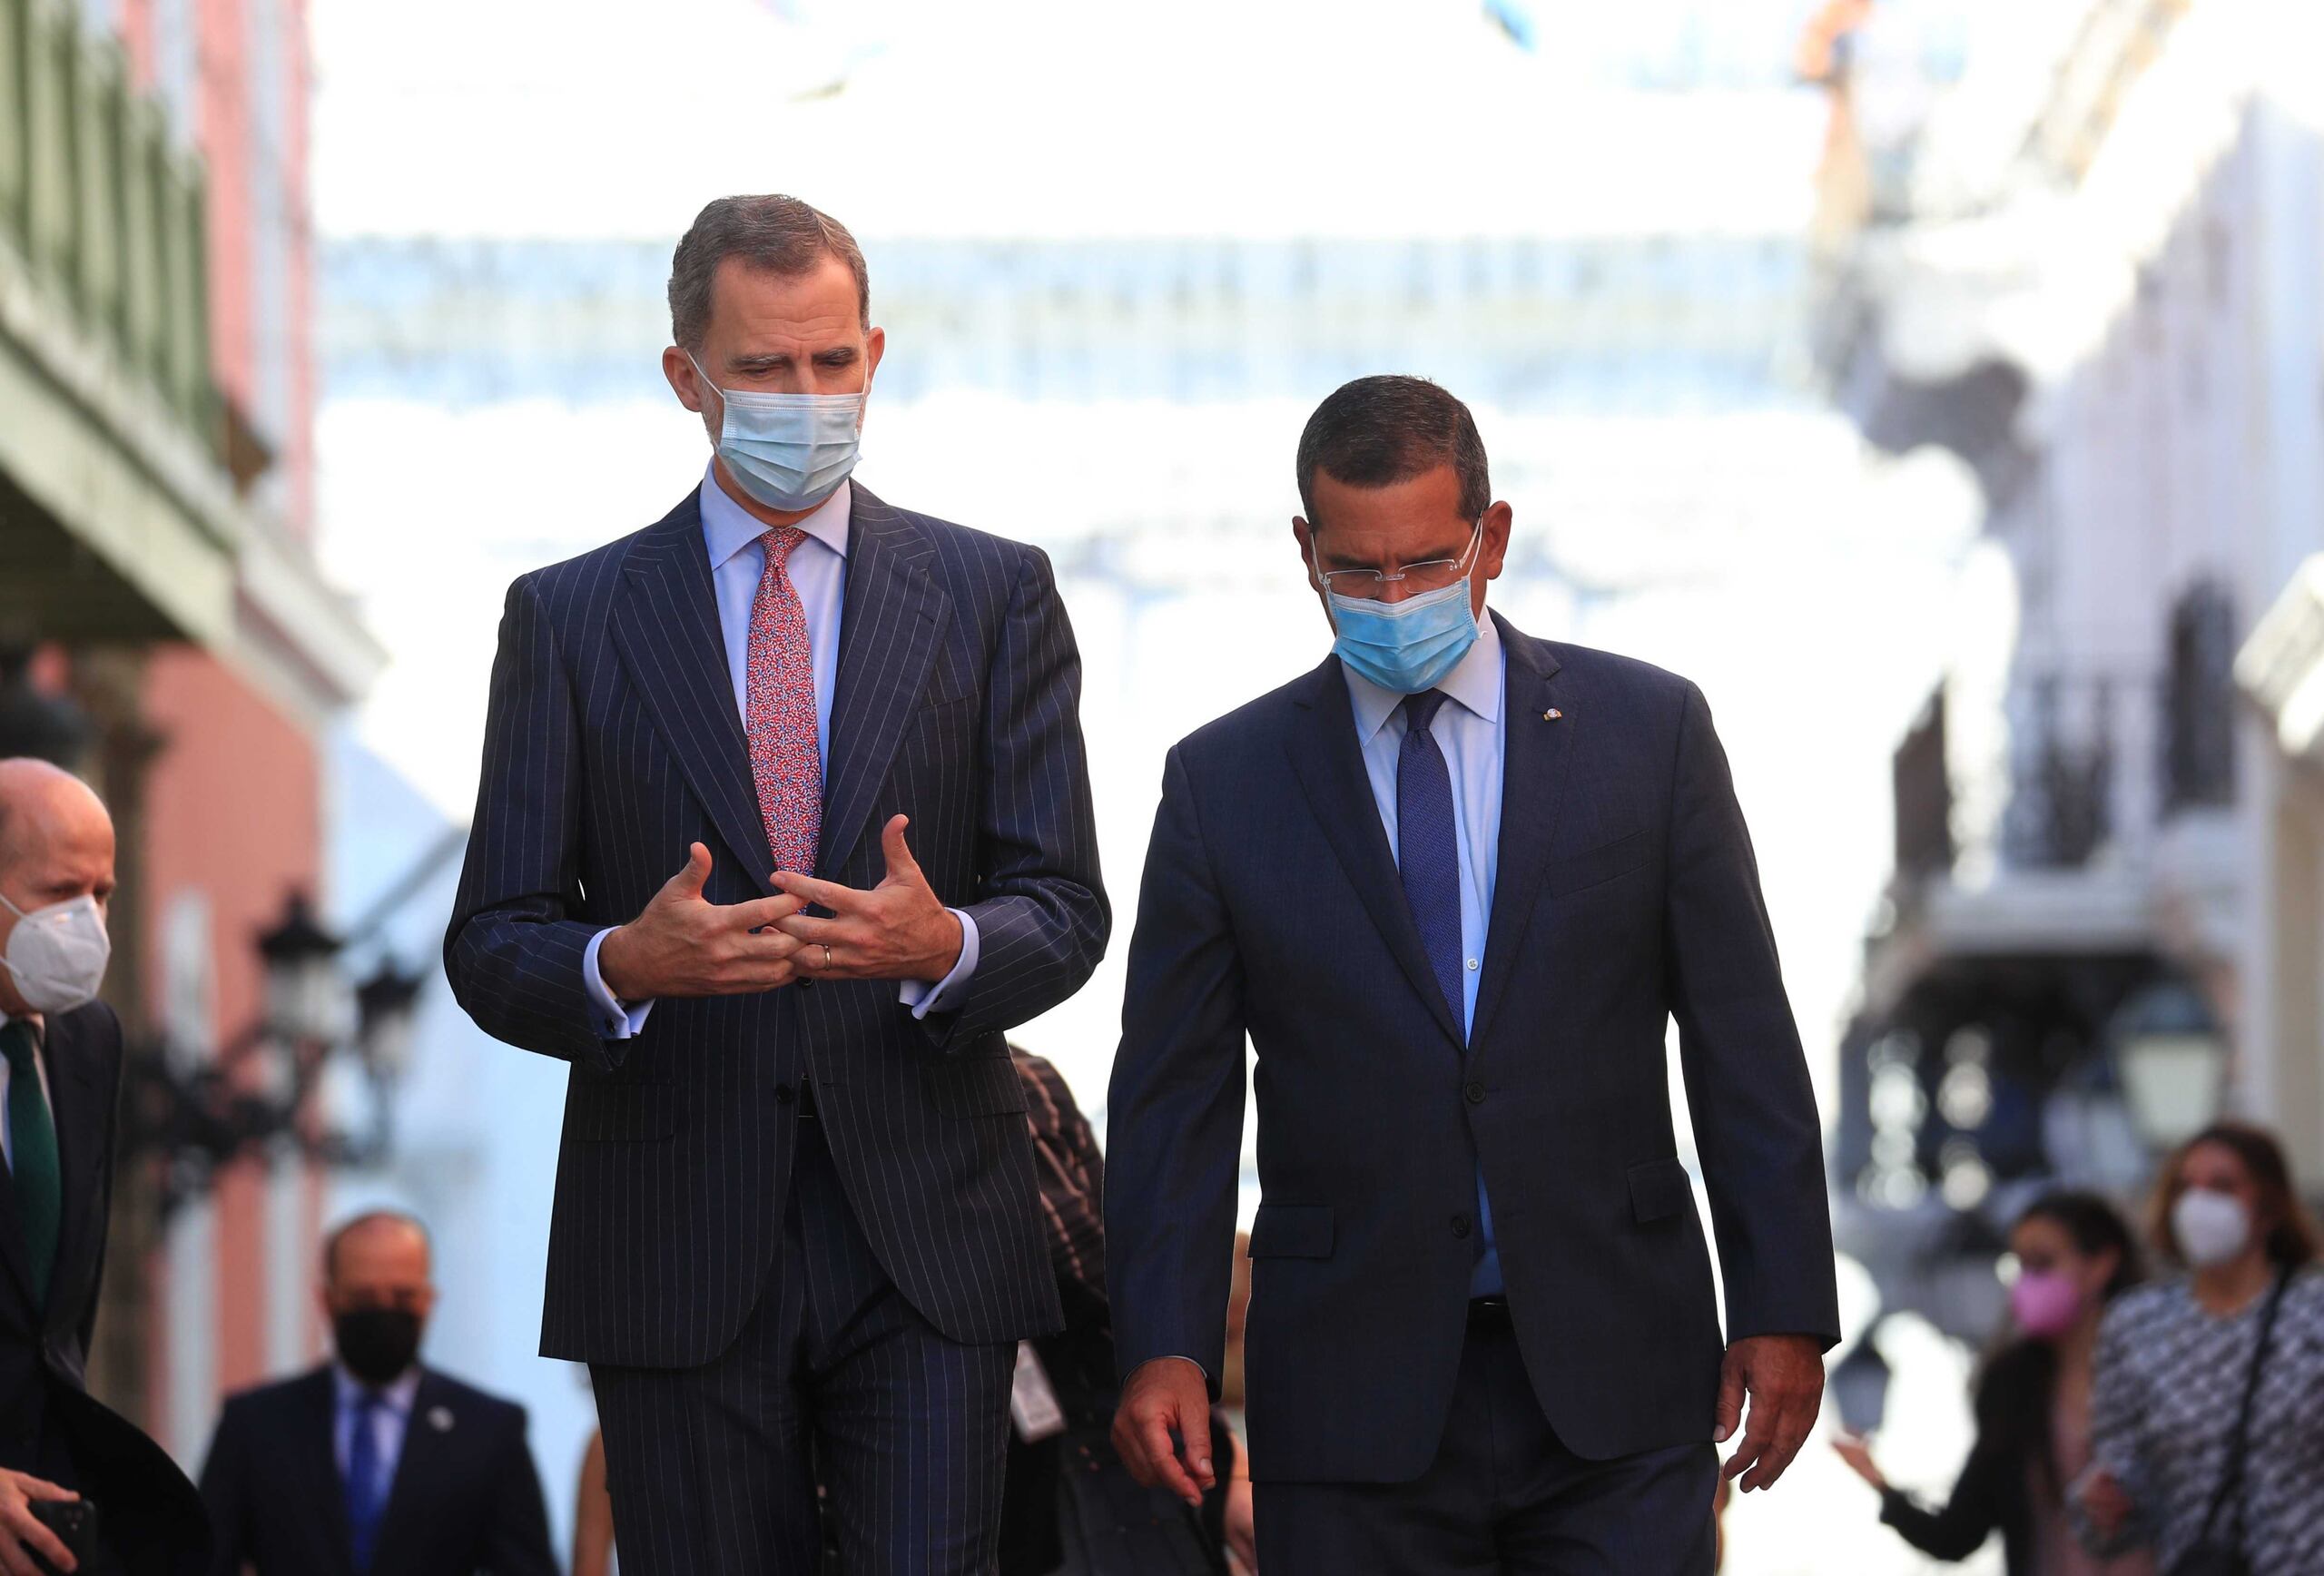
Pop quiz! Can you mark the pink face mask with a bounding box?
[2011,1269,2085,1339]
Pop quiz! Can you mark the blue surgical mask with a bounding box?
[688,350,865,512]
[1324,578,1482,694]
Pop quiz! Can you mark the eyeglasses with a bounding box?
[1312,518,1483,600]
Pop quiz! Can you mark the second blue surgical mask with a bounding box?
[689,350,865,512]
[1325,577,1481,694]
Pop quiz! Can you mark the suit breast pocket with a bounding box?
[1546,828,1654,898]
[891,692,976,777]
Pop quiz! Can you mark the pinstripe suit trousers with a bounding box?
[591,1106,1015,1575]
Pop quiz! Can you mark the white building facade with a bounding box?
[1814,0,2324,1325]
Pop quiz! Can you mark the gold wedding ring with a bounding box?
[822,944,833,970]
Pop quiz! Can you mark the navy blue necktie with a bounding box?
[345,1390,387,1571]
[1397,691,1465,1037]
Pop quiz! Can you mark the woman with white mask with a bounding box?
[2074,1122,2324,1575]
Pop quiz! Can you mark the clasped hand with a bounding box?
[598,816,960,1000]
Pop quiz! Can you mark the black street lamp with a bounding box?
[125,889,423,1217]
[2108,980,2229,1155]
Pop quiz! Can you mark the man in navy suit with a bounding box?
[0,760,206,1576]
[198,1212,555,1576]
[445,194,1107,1574]
[1106,377,1838,1573]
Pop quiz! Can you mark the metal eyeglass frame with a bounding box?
[1312,517,1484,599]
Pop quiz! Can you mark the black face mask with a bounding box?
[333,1306,422,1385]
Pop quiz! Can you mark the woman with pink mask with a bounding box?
[1835,1191,2154,1575]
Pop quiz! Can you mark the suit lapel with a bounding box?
[0,1017,39,1321]
[818,485,949,881]
[293,1369,359,1576]
[607,491,781,895]
[0,1116,31,1325]
[1284,659,1465,1051]
[1471,619,1572,1052]
[370,1372,455,1576]
[38,1011,105,1340]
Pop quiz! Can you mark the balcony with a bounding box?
[0,0,379,704]
[1870,596,2241,1012]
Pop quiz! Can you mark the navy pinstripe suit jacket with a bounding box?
[445,482,1107,1367]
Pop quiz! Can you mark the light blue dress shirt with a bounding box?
[580,465,980,1037]
[1343,609,1507,1296]
[331,1362,419,1512]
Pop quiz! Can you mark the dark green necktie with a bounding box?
[0,1020,60,1307]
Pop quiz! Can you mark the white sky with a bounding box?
[310,0,1833,240]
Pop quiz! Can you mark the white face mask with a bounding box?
[0,891,110,1015]
[2172,1187,2253,1268]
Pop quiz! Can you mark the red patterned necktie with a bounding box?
[746,526,822,877]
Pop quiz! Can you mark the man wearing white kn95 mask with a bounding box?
[0,758,207,1575]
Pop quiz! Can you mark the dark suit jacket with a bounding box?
[198,1365,553,1576]
[444,481,1108,1366]
[1105,616,1839,1482]
[0,1001,206,1572]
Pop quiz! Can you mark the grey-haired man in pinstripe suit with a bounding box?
[445,194,1108,1574]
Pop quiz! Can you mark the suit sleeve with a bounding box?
[1104,745,1246,1392]
[1662,682,1840,1346]
[196,1399,251,1576]
[919,545,1109,1049]
[443,574,619,1072]
[481,1405,557,1576]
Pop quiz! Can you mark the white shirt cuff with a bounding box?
[898,910,980,1020]
[582,928,654,1039]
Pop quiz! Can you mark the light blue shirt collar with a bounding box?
[1344,606,1504,744]
[699,462,852,573]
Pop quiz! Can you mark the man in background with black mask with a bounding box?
[199,1211,555,1576]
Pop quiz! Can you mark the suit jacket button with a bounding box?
[775,1084,796,1105]
[1451,1214,1472,1240]
[1463,1080,1486,1106]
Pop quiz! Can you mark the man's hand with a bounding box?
[1714,1333,1823,1492]
[596,843,806,1000]
[772,816,963,983]
[1112,1357,1215,1508]
[0,1468,79,1575]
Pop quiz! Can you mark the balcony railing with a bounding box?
[2001,674,2132,871]
[0,0,213,439]
[1895,653,2237,889]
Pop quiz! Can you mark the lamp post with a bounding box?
[126,889,424,1216]
[2108,980,2229,1154]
